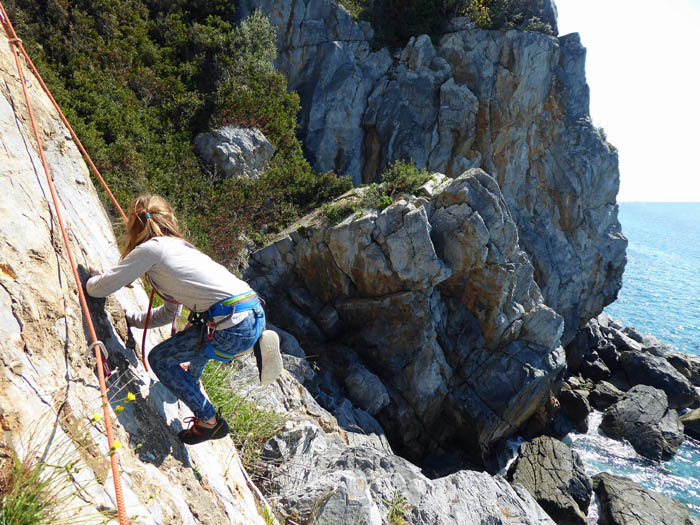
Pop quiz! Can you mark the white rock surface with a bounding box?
[0,32,264,524]
[194,125,275,179]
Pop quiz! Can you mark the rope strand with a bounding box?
[0,5,128,523]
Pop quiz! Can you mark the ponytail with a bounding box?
[121,194,184,258]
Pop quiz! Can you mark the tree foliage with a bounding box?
[340,0,553,47]
[5,0,351,261]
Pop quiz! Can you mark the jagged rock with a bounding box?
[263,419,555,524]
[580,357,611,382]
[194,126,274,179]
[680,408,700,441]
[600,385,684,461]
[237,0,627,344]
[246,170,565,465]
[593,472,700,525]
[596,340,621,372]
[344,365,390,416]
[558,384,591,433]
[0,33,264,523]
[667,352,700,386]
[589,381,624,410]
[507,436,592,525]
[619,351,697,409]
[640,333,674,357]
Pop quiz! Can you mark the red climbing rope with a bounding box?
[0,5,128,524]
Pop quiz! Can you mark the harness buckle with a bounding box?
[206,321,216,341]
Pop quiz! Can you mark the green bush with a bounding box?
[5,1,350,258]
[338,0,553,47]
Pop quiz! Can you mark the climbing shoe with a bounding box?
[178,412,229,445]
[254,330,283,386]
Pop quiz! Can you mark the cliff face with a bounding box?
[245,171,566,465]
[0,32,264,524]
[237,0,628,343]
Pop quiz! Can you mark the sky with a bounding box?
[555,0,700,202]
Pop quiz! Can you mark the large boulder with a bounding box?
[600,385,684,461]
[194,126,275,179]
[507,436,592,525]
[263,419,555,525]
[680,408,700,441]
[667,352,700,386]
[246,170,565,466]
[237,0,627,345]
[619,351,697,409]
[593,473,700,525]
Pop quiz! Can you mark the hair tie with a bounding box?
[144,212,151,219]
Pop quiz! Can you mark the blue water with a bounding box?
[606,202,700,354]
[568,202,700,517]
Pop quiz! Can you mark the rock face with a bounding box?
[600,385,684,461]
[507,436,592,525]
[0,32,263,524]
[246,170,566,466]
[237,0,627,343]
[593,473,700,525]
[264,420,556,525]
[194,125,274,178]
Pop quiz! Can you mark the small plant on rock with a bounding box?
[382,490,410,525]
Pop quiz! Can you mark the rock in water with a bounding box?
[600,385,684,461]
[619,350,697,409]
[593,473,700,525]
[507,436,592,525]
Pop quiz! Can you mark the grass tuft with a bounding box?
[201,361,285,474]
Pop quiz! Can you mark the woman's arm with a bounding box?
[126,300,180,328]
[87,241,161,298]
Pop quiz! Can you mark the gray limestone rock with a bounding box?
[263,419,555,525]
[619,350,697,409]
[680,408,700,441]
[667,352,700,387]
[194,126,274,179]
[246,170,565,465]
[558,384,591,433]
[507,436,592,525]
[589,381,624,411]
[238,0,626,345]
[600,385,684,461]
[593,472,700,525]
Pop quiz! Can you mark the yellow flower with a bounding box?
[108,440,123,456]
[90,413,102,422]
[115,405,124,416]
[126,392,136,403]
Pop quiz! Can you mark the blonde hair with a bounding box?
[121,194,185,258]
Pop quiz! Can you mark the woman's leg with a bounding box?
[148,327,216,421]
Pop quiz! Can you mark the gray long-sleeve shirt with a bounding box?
[86,236,252,328]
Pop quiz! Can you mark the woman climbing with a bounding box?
[86,194,283,445]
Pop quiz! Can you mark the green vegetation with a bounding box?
[381,490,409,525]
[338,0,553,47]
[5,0,351,265]
[323,160,432,224]
[596,126,618,154]
[201,360,285,474]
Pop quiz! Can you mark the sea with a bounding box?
[565,202,700,518]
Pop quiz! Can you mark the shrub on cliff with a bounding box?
[4,1,350,257]
[340,0,553,46]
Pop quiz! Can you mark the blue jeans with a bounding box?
[148,306,265,420]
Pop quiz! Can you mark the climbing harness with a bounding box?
[0,5,128,523]
[187,291,262,362]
